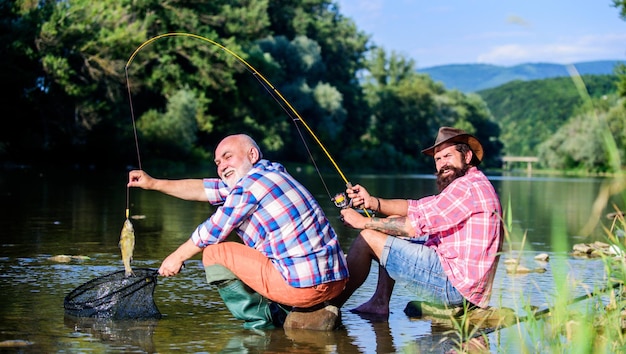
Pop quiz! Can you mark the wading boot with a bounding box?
[205,265,289,329]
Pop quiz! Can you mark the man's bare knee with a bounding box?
[352,229,387,259]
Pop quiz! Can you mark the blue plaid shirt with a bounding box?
[190,159,348,288]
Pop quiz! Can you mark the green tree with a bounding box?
[137,89,207,160]
[353,48,435,171]
[434,91,503,168]
[34,0,150,165]
[353,48,501,172]
[479,75,618,156]
[0,0,54,162]
[538,95,625,172]
[121,0,369,171]
[267,0,370,157]
[609,1,626,129]
[242,34,346,163]
[7,0,369,171]
[616,64,626,102]
[122,1,271,162]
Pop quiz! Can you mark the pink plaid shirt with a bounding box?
[407,167,502,308]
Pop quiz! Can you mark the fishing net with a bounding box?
[64,268,161,320]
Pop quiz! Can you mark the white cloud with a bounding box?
[476,33,626,65]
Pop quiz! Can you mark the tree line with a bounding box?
[1,0,624,175]
[478,74,625,172]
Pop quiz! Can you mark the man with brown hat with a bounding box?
[331,127,503,315]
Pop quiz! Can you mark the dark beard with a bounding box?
[436,164,469,192]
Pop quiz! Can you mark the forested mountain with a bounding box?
[478,74,620,159]
[418,60,623,92]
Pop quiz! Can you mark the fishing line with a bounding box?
[124,32,369,216]
[124,64,144,219]
[125,69,143,173]
[291,115,333,200]
[246,69,336,204]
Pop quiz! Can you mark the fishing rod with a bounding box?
[124,32,369,216]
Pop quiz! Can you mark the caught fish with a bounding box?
[119,218,135,277]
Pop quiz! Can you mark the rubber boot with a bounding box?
[205,264,276,329]
[217,279,276,329]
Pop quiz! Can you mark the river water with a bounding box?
[0,167,622,353]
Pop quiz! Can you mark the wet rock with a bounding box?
[572,241,623,259]
[0,340,33,347]
[404,301,517,329]
[48,255,91,263]
[505,263,547,275]
[502,255,548,274]
[48,255,72,262]
[404,301,464,318]
[283,304,341,331]
[608,244,624,256]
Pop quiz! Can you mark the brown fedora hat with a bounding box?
[421,127,483,164]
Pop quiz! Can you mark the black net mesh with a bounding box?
[64,268,161,320]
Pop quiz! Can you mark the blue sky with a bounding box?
[336,0,626,68]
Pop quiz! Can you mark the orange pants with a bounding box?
[202,242,346,308]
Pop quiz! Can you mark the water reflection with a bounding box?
[64,316,159,353]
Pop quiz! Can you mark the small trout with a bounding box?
[119,218,135,277]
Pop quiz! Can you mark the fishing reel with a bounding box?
[333,182,356,210]
[332,183,373,217]
[332,192,352,209]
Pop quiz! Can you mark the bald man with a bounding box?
[129,134,348,330]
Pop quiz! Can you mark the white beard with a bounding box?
[222,159,254,189]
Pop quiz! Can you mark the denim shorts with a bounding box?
[380,236,465,307]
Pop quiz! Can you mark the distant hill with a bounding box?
[417,60,623,92]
